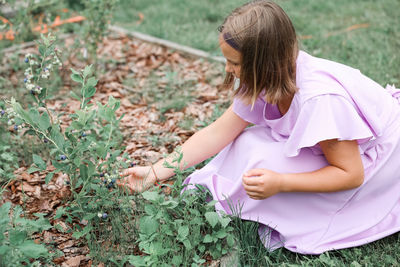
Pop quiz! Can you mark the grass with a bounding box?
[114,0,400,86]
[112,0,400,265]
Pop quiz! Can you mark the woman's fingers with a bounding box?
[242,174,261,186]
[121,167,137,176]
[243,168,266,177]
[242,182,260,192]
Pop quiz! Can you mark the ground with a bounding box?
[1,31,230,266]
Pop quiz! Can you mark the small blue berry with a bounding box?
[0,110,4,116]
[44,67,48,71]
[111,179,116,184]
[60,155,67,160]
[43,138,48,143]
[107,183,113,189]
[102,213,108,219]
[100,173,104,177]
[130,162,135,167]
[81,132,87,137]
[24,58,29,63]
[30,90,35,95]
[14,125,18,131]
[24,78,28,83]
[66,181,70,185]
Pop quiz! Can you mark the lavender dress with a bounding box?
[184,51,400,254]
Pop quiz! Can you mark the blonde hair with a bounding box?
[219,0,299,105]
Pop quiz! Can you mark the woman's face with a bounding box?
[219,35,242,78]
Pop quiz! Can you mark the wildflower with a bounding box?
[97,213,102,218]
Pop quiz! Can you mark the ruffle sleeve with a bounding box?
[284,94,375,157]
[232,97,266,125]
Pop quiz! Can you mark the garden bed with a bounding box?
[0,30,232,266]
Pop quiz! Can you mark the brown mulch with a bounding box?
[1,32,232,266]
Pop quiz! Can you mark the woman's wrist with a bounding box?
[151,161,174,182]
[279,173,290,193]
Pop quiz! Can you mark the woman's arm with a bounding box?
[124,104,249,187]
[242,139,365,199]
[153,104,249,181]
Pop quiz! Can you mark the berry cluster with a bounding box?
[101,172,118,189]
[2,107,24,131]
[97,212,108,219]
[23,46,62,95]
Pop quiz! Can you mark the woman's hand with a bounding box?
[242,168,283,200]
[118,166,157,193]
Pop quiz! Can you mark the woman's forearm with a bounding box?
[152,127,226,181]
[280,165,364,193]
[152,105,249,181]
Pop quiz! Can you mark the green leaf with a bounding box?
[84,86,96,98]
[27,166,41,174]
[9,230,26,246]
[83,65,93,78]
[127,255,147,267]
[19,240,48,258]
[72,225,92,239]
[220,217,231,228]
[139,216,159,236]
[227,235,235,247]
[29,108,40,126]
[33,154,46,170]
[70,68,80,75]
[198,245,205,253]
[161,200,179,209]
[70,90,81,101]
[45,172,54,184]
[54,207,66,219]
[50,126,64,150]
[86,77,98,88]
[183,239,192,250]
[203,234,213,243]
[171,255,183,266]
[38,45,46,56]
[86,160,95,178]
[205,211,219,228]
[10,99,34,125]
[215,230,228,239]
[38,112,51,132]
[178,225,189,239]
[80,164,88,180]
[96,145,107,159]
[142,191,160,202]
[71,74,83,84]
[0,152,14,162]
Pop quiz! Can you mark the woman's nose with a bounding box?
[225,62,232,73]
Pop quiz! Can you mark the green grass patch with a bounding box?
[114,0,400,86]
